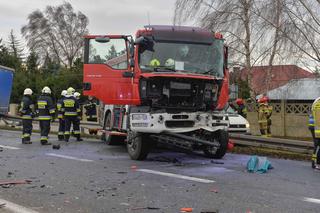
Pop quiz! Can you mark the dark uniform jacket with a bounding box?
[57,97,65,119]
[37,94,55,120]
[62,96,81,117]
[19,95,34,119]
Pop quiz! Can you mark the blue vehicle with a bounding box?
[0,65,14,115]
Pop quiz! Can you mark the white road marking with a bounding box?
[137,169,215,183]
[0,198,39,213]
[46,153,93,162]
[302,197,320,204]
[0,145,20,150]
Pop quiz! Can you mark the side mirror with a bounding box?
[95,37,110,43]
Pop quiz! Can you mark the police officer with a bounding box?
[235,98,248,118]
[37,86,55,145]
[57,90,67,141]
[19,88,35,144]
[310,97,320,169]
[62,87,82,142]
[84,96,97,122]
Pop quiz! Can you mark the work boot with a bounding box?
[58,135,64,141]
[76,137,83,142]
[22,137,32,144]
[64,135,70,142]
[41,140,51,145]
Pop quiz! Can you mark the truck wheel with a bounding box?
[101,112,118,145]
[203,130,228,159]
[127,131,150,160]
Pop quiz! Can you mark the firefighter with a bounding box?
[84,96,97,122]
[19,88,35,144]
[37,86,55,145]
[257,96,270,137]
[62,87,82,142]
[235,98,248,118]
[57,90,67,141]
[310,97,320,169]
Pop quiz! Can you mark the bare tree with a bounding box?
[21,2,89,67]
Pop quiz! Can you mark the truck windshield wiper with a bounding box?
[154,66,176,72]
[202,68,214,75]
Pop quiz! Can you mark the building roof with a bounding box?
[262,78,320,100]
[239,65,315,95]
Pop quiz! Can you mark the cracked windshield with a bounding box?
[139,40,224,77]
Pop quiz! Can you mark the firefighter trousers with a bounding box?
[22,119,32,142]
[39,120,51,143]
[58,118,65,139]
[310,128,320,168]
[64,116,80,141]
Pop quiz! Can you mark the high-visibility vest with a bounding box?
[312,98,320,138]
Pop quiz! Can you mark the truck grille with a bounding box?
[165,120,195,128]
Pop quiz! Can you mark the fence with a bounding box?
[246,100,311,138]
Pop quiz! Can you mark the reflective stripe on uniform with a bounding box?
[77,109,81,112]
[64,131,70,135]
[64,112,78,116]
[22,115,32,119]
[73,131,80,135]
[58,132,64,136]
[312,154,317,160]
[40,136,48,140]
[38,116,51,120]
[49,109,56,113]
[58,114,63,118]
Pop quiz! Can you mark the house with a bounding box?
[233,65,315,95]
[261,78,320,101]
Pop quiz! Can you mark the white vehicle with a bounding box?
[224,106,250,134]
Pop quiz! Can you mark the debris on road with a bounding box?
[247,156,273,173]
[210,188,218,193]
[180,207,193,212]
[210,160,224,164]
[0,179,32,186]
[131,206,160,210]
[52,144,61,149]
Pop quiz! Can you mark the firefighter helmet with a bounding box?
[61,90,67,97]
[165,58,175,67]
[258,96,269,103]
[149,59,160,67]
[42,86,51,94]
[23,88,33,95]
[236,98,244,105]
[74,92,81,99]
[67,87,75,95]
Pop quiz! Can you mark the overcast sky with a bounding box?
[0,0,176,44]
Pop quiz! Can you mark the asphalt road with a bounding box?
[0,129,320,213]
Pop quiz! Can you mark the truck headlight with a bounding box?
[246,122,250,128]
[132,114,148,121]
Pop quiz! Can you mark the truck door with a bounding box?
[83,35,140,105]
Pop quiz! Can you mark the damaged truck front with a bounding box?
[83,25,229,160]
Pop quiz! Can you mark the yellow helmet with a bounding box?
[149,59,160,67]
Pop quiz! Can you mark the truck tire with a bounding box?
[203,130,228,159]
[127,131,150,160]
[101,112,118,145]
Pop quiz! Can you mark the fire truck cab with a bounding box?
[83,25,230,160]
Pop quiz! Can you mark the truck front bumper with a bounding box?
[130,112,228,133]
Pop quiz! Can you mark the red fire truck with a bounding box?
[83,25,229,160]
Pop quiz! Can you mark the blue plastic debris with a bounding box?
[247,155,273,173]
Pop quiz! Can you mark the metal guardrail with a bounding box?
[229,133,314,154]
